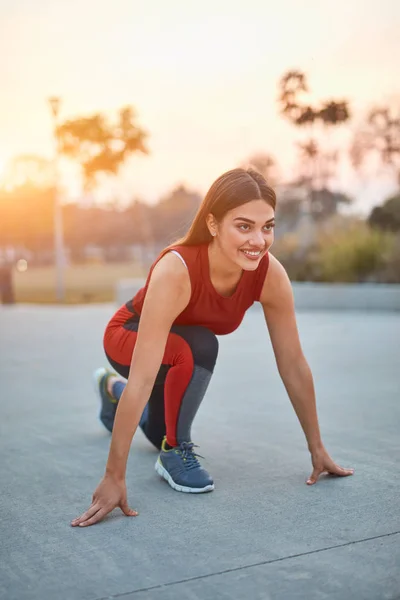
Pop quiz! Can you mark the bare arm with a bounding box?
[260,254,354,484]
[106,252,191,480]
[71,253,191,526]
[260,254,322,452]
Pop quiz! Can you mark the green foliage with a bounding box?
[272,233,316,281]
[310,189,352,221]
[375,234,400,282]
[273,218,397,283]
[368,193,400,232]
[315,221,394,282]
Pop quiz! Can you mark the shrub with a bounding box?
[315,220,394,282]
[375,234,400,283]
[368,193,400,232]
[274,217,398,283]
[272,233,316,281]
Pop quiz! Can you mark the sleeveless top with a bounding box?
[126,243,269,336]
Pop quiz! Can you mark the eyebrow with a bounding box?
[233,217,275,225]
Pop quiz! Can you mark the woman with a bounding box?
[72,168,354,528]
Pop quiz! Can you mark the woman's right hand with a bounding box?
[71,474,138,527]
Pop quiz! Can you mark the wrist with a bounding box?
[105,467,125,483]
[308,440,324,454]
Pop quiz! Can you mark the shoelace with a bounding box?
[178,442,204,471]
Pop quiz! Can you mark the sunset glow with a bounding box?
[0,0,399,212]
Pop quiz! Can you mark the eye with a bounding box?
[237,223,275,232]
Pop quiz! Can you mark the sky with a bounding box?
[0,0,399,213]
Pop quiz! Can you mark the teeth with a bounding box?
[242,250,261,256]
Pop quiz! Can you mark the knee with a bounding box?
[168,324,219,372]
[187,327,219,372]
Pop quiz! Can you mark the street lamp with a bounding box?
[49,96,65,302]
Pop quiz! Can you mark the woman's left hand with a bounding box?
[307,446,354,485]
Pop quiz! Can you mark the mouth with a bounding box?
[240,249,264,260]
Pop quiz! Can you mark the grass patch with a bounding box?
[13,262,146,304]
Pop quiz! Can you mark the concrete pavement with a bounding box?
[0,304,399,600]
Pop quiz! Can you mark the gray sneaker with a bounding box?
[155,438,214,493]
[93,367,117,432]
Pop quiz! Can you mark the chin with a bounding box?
[242,261,260,271]
[236,251,264,270]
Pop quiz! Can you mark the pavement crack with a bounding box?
[95,530,400,599]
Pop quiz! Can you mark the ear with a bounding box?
[206,213,218,237]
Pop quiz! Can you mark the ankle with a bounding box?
[106,376,119,396]
[164,438,177,451]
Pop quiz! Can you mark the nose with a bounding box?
[249,230,265,247]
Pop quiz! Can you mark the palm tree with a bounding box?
[350,104,400,186]
[278,70,350,221]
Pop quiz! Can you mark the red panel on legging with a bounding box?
[104,317,194,447]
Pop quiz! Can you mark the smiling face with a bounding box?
[207,199,275,270]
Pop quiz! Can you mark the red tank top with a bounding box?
[130,243,269,335]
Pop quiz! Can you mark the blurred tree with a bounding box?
[0,155,55,259]
[152,185,201,245]
[1,154,53,189]
[122,199,154,246]
[310,188,352,221]
[318,100,350,126]
[278,70,350,208]
[350,104,400,186]
[274,194,303,238]
[296,140,340,190]
[315,220,393,283]
[0,184,54,256]
[242,152,280,187]
[278,70,311,124]
[368,193,400,232]
[278,71,350,129]
[57,106,148,189]
[377,234,400,282]
[275,184,351,238]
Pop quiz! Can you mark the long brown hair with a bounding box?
[167,168,277,248]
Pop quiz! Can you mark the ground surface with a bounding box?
[1,304,399,600]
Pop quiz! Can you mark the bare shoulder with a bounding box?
[143,250,191,318]
[151,250,190,283]
[259,253,293,308]
[127,251,192,383]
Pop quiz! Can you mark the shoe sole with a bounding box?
[93,367,108,394]
[155,459,214,493]
[93,368,117,433]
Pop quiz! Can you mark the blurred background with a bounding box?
[0,0,399,304]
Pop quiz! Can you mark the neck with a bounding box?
[207,240,242,280]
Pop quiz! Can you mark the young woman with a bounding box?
[72,168,354,528]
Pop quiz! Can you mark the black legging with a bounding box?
[105,312,219,449]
